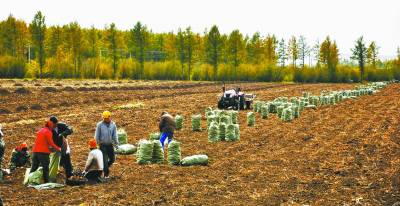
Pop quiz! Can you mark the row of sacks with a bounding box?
[203,108,241,142]
[136,140,208,166]
[252,81,392,122]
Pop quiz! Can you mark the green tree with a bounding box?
[130,22,148,78]
[246,32,263,64]
[351,36,368,81]
[29,11,46,78]
[0,15,28,57]
[205,25,222,80]
[277,38,287,68]
[228,29,245,79]
[367,41,379,69]
[107,23,118,78]
[288,36,298,67]
[320,36,339,81]
[68,22,83,77]
[264,34,277,64]
[176,28,186,79]
[185,27,195,80]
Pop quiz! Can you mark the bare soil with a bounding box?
[0,79,399,205]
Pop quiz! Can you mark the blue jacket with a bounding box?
[95,121,118,146]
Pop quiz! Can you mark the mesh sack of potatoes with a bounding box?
[168,140,181,165]
[219,114,231,125]
[205,107,213,116]
[260,105,269,119]
[117,128,128,145]
[175,115,184,130]
[208,122,220,142]
[219,123,227,141]
[247,112,255,126]
[277,106,285,118]
[181,154,209,166]
[234,124,240,140]
[151,140,164,164]
[230,111,238,124]
[149,132,161,140]
[282,108,293,122]
[225,124,237,141]
[191,114,202,131]
[137,139,154,165]
[291,105,300,118]
[115,144,137,155]
[206,115,217,128]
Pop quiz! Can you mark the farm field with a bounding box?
[0,79,399,205]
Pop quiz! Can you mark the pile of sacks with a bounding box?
[205,107,240,142]
[253,81,392,122]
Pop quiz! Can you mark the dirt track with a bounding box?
[0,79,399,205]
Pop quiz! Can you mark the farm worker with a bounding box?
[49,116,74,178]
[159,112,176,151]
[82,139,104,183]
[0,124,4,182]
[9,142,31,171]
[95,111,118,179]
[30,119,61,183]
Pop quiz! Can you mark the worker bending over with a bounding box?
[9,142,31,171]
[83,139,104,183]
[159,112,176,151]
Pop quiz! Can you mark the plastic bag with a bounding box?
[168,141,181,165]
[175,115,183,130]
[115,144,137,155]
[137,140,154,165]
[117,128,128,145]
[247,112,255,126]
[181,155,208,166]
[191,114,202,131]
[208,122,219,143]
[152,140,164,164]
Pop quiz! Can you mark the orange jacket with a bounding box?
[32,127,61,154]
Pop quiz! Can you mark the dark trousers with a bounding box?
[30,152,50,183]
[85,170,102,183]
[99,144,115,177]
[60,153,73,178]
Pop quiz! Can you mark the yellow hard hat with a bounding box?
[102,111,111,119]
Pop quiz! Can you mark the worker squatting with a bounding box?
[0,110,176,186]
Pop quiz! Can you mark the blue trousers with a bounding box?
[160,132,173,150]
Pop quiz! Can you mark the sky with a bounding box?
[1,0,399,59]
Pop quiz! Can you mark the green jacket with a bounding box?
[10,149,31,170]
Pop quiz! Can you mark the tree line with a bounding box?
[0,11,399,82]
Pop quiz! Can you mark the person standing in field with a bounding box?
[49,116,74,179]
[95,111,118,179]
[83,139,104,183]
[0,124,5,183]
[30,119,61,183]
[159,112,176,151]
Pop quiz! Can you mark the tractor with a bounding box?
[217,85,255,110]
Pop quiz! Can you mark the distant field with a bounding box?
[0,79,399,205]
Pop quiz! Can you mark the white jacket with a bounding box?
[84,149,104,172]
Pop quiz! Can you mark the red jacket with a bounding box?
[32,127,61,154]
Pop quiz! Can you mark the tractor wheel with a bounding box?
[239,96,245,110]
[245,101,252,110]
[218,99,224,109]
